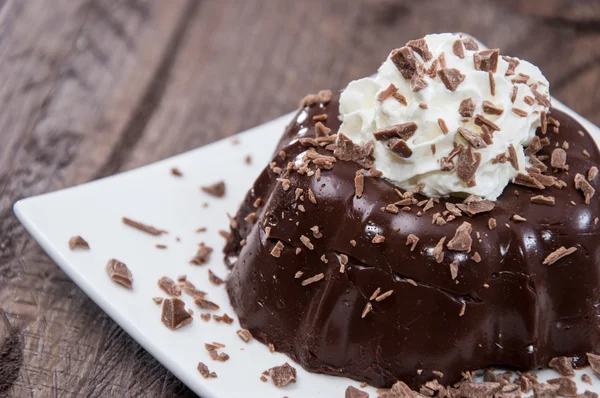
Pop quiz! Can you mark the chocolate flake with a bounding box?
[419,103,428,109]
[406,234,419,251]
[374,122,418,141]
[459,301,466,317]
[462,37,479,50]
[213,313,234,324]
[459,98,475,117]
[270,241,284,258]
[122,217,167,236]
[438,52,447,68]
[300,235,314,250]
[450,259,459,280]
[194,297,220,310]
[268,363,297,387]
[407,38,432,61]
[463,196,495,215]
[313,114,328,121]
[433,237,446,263]
[438,68,465,91]
[158,277,181,296]
[452,40,465,58]
[524,95,535,106]
[334,134,375,169]
[201,181,226,198]
[437,118,450,135]
[543,246,577,265]
[155,244,167,250]
[503,55,520,76]
[311,225,323,239]
[385,204,399,214]
[392,92,408,106]
[548,356,575,377]
[345,386,369,398]
[361,302,373,318]
[179,279,206,299]
[511,86,518,103]
[472,252,482,263]
[69,235,90,250]
[475,114,501,131]
[390,46,419,80]
[387,138,413,158]
[489,71,496,96]
[589,353,600,378]
[350,239,357,247]
[514,173,545,190]
[584,149,591,158]
[458,127,488,149]
[589,166,599,181]
[512,214,527,222]
[582,374,593,384]
[474,49,499,72]
[301,273,324,286]
[369,287,381,301]
[512,108,528,117]
[547,378,577,397]
[377,83,398,101]
[482,100,503,115]
[375,290,393,302]
[372,234,385,244]
[354,170,365,198]
[153,297,163,304]
[208,270,224,286]
[161,298,193,330]
[106,259,133,289]
[531,195,556,206]
[411,75,428,92]
[456,146,482,185]
[447,222,473,252]
[575,173,596,204]
[197,362,217,378]
[190,242,213,265]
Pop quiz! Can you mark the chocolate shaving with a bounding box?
[392,92,408,106]
[213,313,234,324]
[531,195,556,205]
[482,100,503,115]
[106,259,133,289]
[419,103,428,109]
[472,252,482,263]
[489,71,496,96]
[345,386,369,398]
[407,38,432,61]
[462,37,479,50]
[208,270,224,286]
[197,362,216,378]
[387,138,413,158]
[575,173,596,204]
[390,46,419,80]
[589,166,599,181]
[190,242,213,265]
[158,277,181,296]
[511,86,518,103]
[270,241,285,258]
[525,136,543,156]
[458,98,475,117]
[502,55,520,76]
[456,146,481,186]
[201,181,226,198]
[512,214,527,222]
[372,234,385,244]
[488,218,497,230]
[373,122,418,141]
[69,235,90,250]
[531,85,552,107]
[438,52,447,68]
[447,222,473,252]
[375,290,393,302]
[153,297,163,304]
[474,49,499,72]
[411,75,428,92]
[463,197,495,215]
[582,374,593,385]
[369,287,381,301]
[474,114,500,131]
[377,83,398,101]
[452,40,465,58]
[548,356,575,377]
[437,118,449,135]
[450,259,459,280]
[406,234,419,251]
[300,235,314,250]
[543,246,577,265]
[588,353,600,378]
[426,58,439,78]
[547,378,578,397]
[194,297,220,310]
[122,217,167,236]
[161,298,193,330]
[179,280,206,299]
[301,273,324,286]
[433,237,446,263]
[460,382,502,396]
[458,127,488,149]
[507,144,519,171]
[334,134,375,169]
[514,173,545,190]
[512,108,528,117]
[438,68,465,91]
[361,302,372,318]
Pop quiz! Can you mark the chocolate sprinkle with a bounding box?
[161,298,193,330]
[201,181,226,197]
[69,235,90,250]
[170,167,182,177]
[301,273,324,286]
[512,108,528,117]
[543,246,577,265]
[547,377,578,397]
[197,362,217,378]
[438,68,465,91]
[106,259,133,289]
[268,363,297,387]
[582,374,592,384]
[437,118,449,135]
[474,114,501,131]
[122,217,167,236]
[503,55,520,76]
[588,353,600,378]
[153,297,163,304]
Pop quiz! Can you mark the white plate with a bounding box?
[14,99,600,397]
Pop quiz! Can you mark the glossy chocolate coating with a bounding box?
[224,96,600,389]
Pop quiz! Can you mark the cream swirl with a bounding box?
[338,33,551,200]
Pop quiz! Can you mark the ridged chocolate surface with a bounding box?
[224,96,600,389]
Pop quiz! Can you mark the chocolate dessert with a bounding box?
[224,33,600,389]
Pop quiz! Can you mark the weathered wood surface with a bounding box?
[0,0,598,396]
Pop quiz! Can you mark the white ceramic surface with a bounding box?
[14,100,600,397]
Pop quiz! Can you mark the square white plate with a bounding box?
[14,99,600,397]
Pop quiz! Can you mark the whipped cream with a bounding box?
[338,33,551,200]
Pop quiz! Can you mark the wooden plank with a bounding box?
[0,0,197,396]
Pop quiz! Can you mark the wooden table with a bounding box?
[1,0,599,396]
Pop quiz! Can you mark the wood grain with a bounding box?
[1,0,599,396]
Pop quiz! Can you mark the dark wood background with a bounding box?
[0,0,599,396]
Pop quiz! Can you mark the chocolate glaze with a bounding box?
[224,95,600,389]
